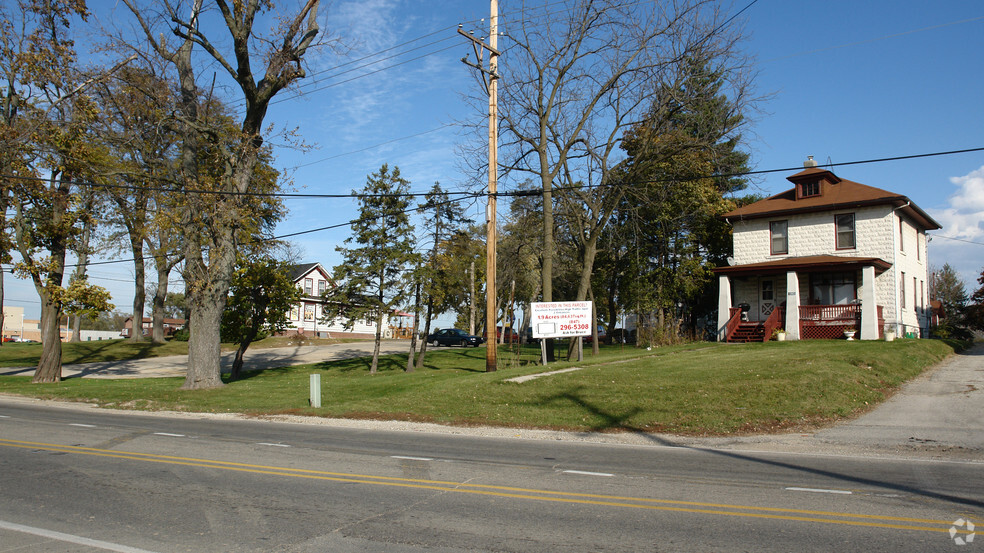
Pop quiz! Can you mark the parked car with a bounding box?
[427,328,484,347]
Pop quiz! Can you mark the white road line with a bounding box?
[152,432,185,437]
[257,443,290,448]
[562,470,615,477]
[0,519,159,553]
[785,487,853,495]
[69,423,96,428]
[0,414,10,418]
[391,455,434,461]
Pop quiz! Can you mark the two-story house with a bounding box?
[286,262,382,339]
[714,157,940,342]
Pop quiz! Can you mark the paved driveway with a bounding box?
[0,340,416,379]
[812,342,984,453]
[681,343,984,458]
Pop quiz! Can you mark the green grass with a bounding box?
[0,339,959,435]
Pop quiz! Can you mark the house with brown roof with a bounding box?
[714,157,941,342]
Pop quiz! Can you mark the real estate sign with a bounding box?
[530,301,593,339]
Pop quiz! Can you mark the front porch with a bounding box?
[714,255,892,342]
[723,303,885,342]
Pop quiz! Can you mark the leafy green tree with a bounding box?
[967,267,984,334]
[413,183,472,369]
[590,54,752,346]
[323,165,419,374]
[222,254,302,379]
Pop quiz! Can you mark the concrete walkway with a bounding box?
[0,340,416,379]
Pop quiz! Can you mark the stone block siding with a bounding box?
[730,206,931,334]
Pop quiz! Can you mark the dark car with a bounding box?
[427,328,484,347]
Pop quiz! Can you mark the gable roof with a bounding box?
[722,167,941,230]
[288,262,333,285]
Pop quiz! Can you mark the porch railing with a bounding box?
[725,307,742,342]
[762,304,783,341]
[799,304,860,340]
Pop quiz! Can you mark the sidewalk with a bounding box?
[0,340,416,379]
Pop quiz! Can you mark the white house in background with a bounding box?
[285,262,383,339]
[714,157,941,342]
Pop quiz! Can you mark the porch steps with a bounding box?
[729,324,766,343]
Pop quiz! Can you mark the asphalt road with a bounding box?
[0,399,981,552]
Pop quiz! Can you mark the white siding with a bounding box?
[730,204,931,335]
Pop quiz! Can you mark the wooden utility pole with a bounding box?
[459,0,499,372]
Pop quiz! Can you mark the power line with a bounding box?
[287,124,454,170]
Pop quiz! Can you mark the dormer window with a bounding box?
[799,180,821,198]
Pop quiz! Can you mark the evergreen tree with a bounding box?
[323,165,419,374]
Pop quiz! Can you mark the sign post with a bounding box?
[530,301,593,364]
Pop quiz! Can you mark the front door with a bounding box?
[759,279,775,321]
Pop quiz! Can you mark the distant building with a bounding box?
[121,317,187,338]
[284,262,384,339]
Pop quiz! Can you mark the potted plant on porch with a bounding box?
[771,327,786,341]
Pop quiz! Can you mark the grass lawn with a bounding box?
[0,338,962,435]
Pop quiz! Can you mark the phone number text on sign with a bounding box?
[530,301,593,338]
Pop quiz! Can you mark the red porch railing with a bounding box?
[762,304,783,341]
[799,304,860,340]
[725,307,742,342]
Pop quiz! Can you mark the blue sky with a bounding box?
[6,0,984,320]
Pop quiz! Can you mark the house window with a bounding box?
[290,305,299,321]
[304,304,315,321]
[900,272,906,309]
[770,220,788,255]
[800,180,821,198]
[318,280,327,295]
[835,213,855,250]
[810,272,856,305]
[899,218,905,252]
[304,278,313,295]
[913,276,917,313]
[920,280,925,312]
[761,280,774,301]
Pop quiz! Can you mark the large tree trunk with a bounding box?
[130,241,146,342]
[33,298,64,383]
[183,288,226,389]
[151,255,172,343]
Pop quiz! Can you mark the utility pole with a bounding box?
[459,0,499,372]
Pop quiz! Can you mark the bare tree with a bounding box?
[119,0,324,388]
[491,0,752,354]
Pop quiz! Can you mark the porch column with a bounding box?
[717,274,732,341]
[860,265,878,340]
[785,271,801,340]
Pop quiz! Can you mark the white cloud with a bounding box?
[927,165,984,285]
